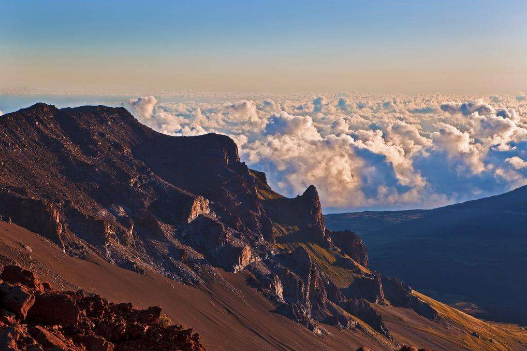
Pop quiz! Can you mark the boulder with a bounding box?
[1,265,44,292]
[28,326,78,350]
[0,283,35,319]
[28,293,80,326]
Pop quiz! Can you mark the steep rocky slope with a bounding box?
[1,104,526,350]
[1,222,526,351]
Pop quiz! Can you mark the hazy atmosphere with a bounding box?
[2,0,527,93]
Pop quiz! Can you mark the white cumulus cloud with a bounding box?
[125,93,527,210]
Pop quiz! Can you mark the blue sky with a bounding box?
[2,0,527,93]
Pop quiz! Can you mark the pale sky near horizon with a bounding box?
[2,0,527,94]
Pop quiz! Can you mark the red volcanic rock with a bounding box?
[28,325,78,350]
[0,324,27,350]
[0,283,35,319]
[135,306,162,324]
[397,346,434,351]
[74,333,114,351]
[0,265,204,351]
[1,265,44,292]
[28,293,81,326]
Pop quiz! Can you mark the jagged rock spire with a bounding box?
[299,185,327,244]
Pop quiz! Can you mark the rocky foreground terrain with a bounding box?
[0,104,526,350]
[0,264,203,350]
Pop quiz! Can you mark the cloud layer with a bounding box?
[128,94,527,211]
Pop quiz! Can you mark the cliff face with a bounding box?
[0,104,437,341]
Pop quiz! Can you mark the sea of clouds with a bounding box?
[127,93,527,211]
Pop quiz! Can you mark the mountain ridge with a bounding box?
[1,103,526,350]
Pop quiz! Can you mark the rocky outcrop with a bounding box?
[344,298,390,339]
[0,191,63,246]
[263,185,329,245]
[330,229,368,267]
[382,276,439,321]
[182,216,257,272]
[185,196,211,223]
[0,265,204,351]
[346,274,385,304]
[299,185,328,245]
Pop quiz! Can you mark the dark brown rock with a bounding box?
[330,230,368,267]
[74,334,114,351]
[0,265,204,351]
[28,293,80,326]
[28,325,77,350]
[1,265,44,292]
[0,283,35,319]
[382,276,439,321]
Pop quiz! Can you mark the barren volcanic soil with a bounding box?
[1,222,527,350]
[0,221,382,350]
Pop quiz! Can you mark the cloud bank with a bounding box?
[128,94,527,211]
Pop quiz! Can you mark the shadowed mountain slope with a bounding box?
[325,186,527,325]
